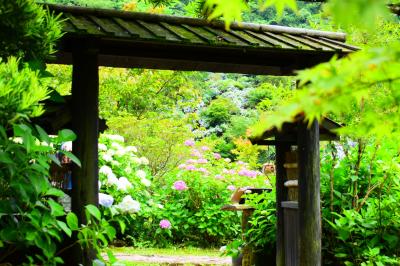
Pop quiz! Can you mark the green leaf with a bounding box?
[0,152,13,164]
[45,188,65,197]
[86,204,101,221]
[48,200,65,217]
[106,249,117,264]
[60,150,81,167]
[35,125,50,144]
[48,154,61,167]
[58,129,76,142]
[66,212,79,230]
[57,221,72,237]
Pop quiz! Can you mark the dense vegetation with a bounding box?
[1,0,399,265]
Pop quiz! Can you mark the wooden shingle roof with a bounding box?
[46,4,358,75]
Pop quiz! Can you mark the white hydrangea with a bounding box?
[111,160,121,166]
[115,195,140,214]
[125,167,132,174]
[132,157,142,164]
[102,153,113,162]
[136,170,146,179]
[117,177,132,191]
[107,172,119,186]
[140,157,149,165]
[99,165,113,176]
[99,193,114,208]
[104,134,124,142]
[111,142,123,150]
[125,146,137,153]
[98,143,107,151]
[141,178,151,187]
[98,180,102,190]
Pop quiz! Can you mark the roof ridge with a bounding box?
[43,3,346,42]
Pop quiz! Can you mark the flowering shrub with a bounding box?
[97,135,270,248]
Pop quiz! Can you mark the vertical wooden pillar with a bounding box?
[71,45,99,265]
[297,120,321,266]
[275,140,291,266]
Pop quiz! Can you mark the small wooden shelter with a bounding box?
[45,4,357,265]
[250,116,342,265]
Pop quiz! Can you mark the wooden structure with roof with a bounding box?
[250,116,342,265]
[45,4,356,265]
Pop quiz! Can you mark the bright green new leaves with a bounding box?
[250,41,400,141]
[324,0,391,31]
[204,0,249,26]
[0,58,48,127]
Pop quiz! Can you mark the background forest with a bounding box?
[0,0,399,265]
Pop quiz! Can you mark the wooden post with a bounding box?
[297,120,321,266]
[275,140,291,266]
[70,45,99,265]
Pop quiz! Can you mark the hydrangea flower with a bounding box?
[99,165,113,176]
[191,149,203,158]
[115,195,140,213]
[227,185,236,191]
[197,158,208,164]
[184,139,195,146]
[224,158,231,163]
[117,177,133,191]
[159,219,171,229]
[238,169,258,178]
[98,143,107,151]
[178,164,186,169]
[140,157,149,165]
[186,159,197,164]
[104,134,124,142]
[201,146,210,151]
[173,180,188,191]
[215,174,224,179]
[141,178,151,187]
[185,165,196,171]
[213,153,221,160]
[125,146,138,153]
[102,153,113,162]
[136,169,146,179]
[99,193,114,207]
[106,172,119,186]
[197,167,209,175]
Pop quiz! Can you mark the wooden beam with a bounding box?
[297,119,321,266]
[70,45,99,265]
[275,140,291,266]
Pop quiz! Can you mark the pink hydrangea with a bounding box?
[213,153,221,160]
[197,158,208,164]
[184,139,195,146]
[186,159,197,164]
[227,185,236,191]
[191,149,203,158]
[197,167,209,174]
[238,169,258,178]
[215,174,224,180]
[178,164,186,169]
[159,219,171,229]
[173,180,188,190]
[201,146,210,151]
[185,164,196,171]
[237,161,246,165]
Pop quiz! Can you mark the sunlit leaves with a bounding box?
[324,0,391,31]
[203,0,248,26]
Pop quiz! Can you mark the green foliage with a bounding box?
[201,97,239,128]
[0,58,48,127]
[107,116,193,176]
[320,140,400,265]
[0,0,62,62]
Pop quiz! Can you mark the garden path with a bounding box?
[113,253,230,265]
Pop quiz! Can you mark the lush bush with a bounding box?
[0,0,61,62]
[97,136,270,248]
[201,97,240,128]
[321,140,400,265]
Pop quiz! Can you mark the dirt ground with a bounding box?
[114,253,231,265]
